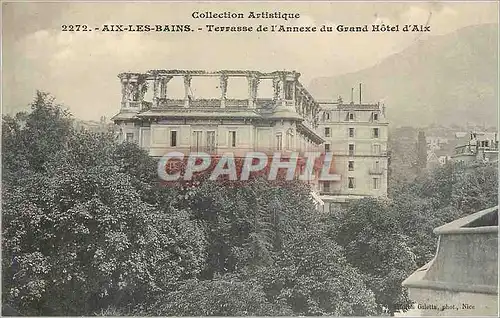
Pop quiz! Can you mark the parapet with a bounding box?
[402,206,498,316]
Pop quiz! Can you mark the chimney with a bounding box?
[351,88,354,103]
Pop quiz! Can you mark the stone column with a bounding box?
[183,75,192,108]
[160,77,166,98]
[119,73,140,108]
[138,77,147,103]
[160,76,173,98]
[220,74,228,108]
[295,95,301,113]
[158,76,173,107]
[128,80,136,103]
[127,77,138,102]
[247,76,253,107]
[247,75,259,108]
[152,76,159,106]
[279,75,286,106]
[272,77,280,101]
[121,79,128,107]
[312,106,318,128]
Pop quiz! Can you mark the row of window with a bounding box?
[323,177,381,191]
[322,112,379,122]
[177,130,237,148]
[126,130,225,148]
[324,143,382,155]
[324,127,380,138]
[126,130,383,156]
[348,177,380,189]
[127,130,308,151]
[478,140,495,148]
[347,160,381,171]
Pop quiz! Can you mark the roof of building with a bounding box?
[119,69,302,80]
[319,194,370,203]
[317,100,381,111]
[426,151,439,163]
[135,109,262,119]
[111,111,139,121]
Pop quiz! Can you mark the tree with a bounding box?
[2,92,73,186]
[5,92,74,175]
[170,176,317,279]
[416,131,427,174]
[233,217,378,316]
[327,198,417,315]
[2,94,206,315]
[387,127,419,195]
[387,160,497,269]
[389,193,460,267]
[147,275,292,316]
[451,162,498,214]
[11,92,488,316]
[411,162,454,209]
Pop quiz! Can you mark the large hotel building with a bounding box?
[112,69,388,211]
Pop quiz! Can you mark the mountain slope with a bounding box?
[308,24,498,127]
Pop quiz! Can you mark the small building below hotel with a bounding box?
[451,132,498,165]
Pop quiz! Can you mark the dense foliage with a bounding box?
[2,92,497,316]
[2,93,206,315]
[327,199,416,314]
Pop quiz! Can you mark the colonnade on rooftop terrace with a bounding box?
[117,70,320,129]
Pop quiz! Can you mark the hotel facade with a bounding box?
[112,70,324,157]
[112,69,388,210]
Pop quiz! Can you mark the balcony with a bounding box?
[183,147,315,157]
[402,206,498,316]
[338,103,380,111]
[319,189,342,195]
[150,98,254,108]
[255,98,275,108]
[301,118,318,133]
[190,146,218,154]
[142,101,153,110]
[157,98,185,107]
[128,101,142,108]
[225,99,249,108]
[190,99,221,108]
[369,167,384,175]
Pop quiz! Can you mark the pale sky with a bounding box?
[2,1,499,121]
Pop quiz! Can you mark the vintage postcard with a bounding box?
[2,0,498,317]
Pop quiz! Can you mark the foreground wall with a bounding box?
[402,206,498,316]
